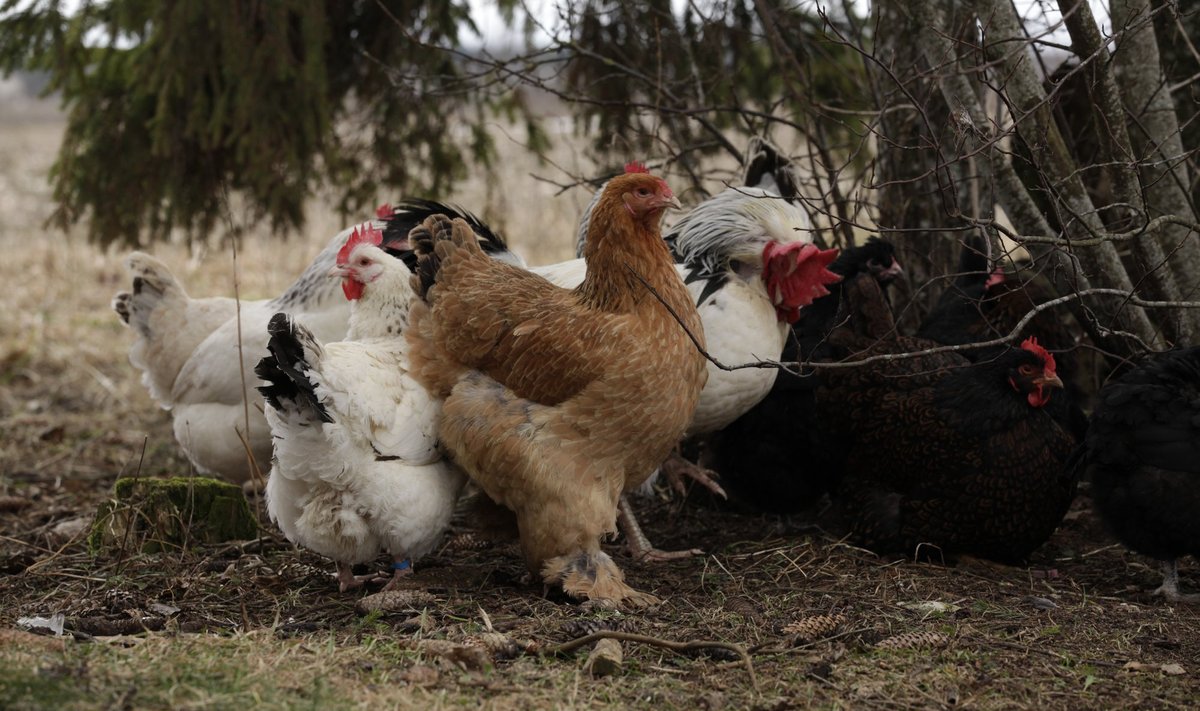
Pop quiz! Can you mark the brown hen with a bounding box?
[404,167,707,607]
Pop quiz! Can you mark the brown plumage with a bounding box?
[405,170,707,607]
[821,274,1078,563]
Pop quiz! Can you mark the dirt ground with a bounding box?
[1,103,1199,711]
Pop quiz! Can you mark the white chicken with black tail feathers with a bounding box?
[112,211,410,484]
[256,224,465,592]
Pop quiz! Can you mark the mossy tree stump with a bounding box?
[89,477,258,555]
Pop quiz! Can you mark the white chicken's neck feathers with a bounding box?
[346,260,417,341]
[272,221,385,311]
[668,187,812,280]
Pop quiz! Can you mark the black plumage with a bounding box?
[917,239,1088,441]
[1087,346,1200,601]
[255,313,331,424]
[822,274,1078,563]
[705,238,901,514]
[378,199,513,272]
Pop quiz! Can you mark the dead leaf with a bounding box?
[1161,663,1185,676]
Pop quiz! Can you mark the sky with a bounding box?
[463,0,1114,51]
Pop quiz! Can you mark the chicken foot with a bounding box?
[660,449,727,499]
[1154,560,1200,603]
[543,549,660,609]
[336,563,383,593]
[617,495,703,562]
[379,557,414,592]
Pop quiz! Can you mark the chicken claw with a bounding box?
[660,450,727,499]
[542,550,661,609]
[335,563,383,593]
[617,496,704,562]
[1153,561,1200,604]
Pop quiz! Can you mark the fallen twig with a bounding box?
[543,630,758,690]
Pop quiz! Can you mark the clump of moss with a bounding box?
[88,477,258,554]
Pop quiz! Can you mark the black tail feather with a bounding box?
[255,313,332,423]
[743,136,802,202]
[380,199,509,272]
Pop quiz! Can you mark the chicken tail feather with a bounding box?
[256,313,332,423]
[409,214,487,301]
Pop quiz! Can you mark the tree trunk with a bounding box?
[869,0,964,332]
[954,0,1161,353]
[1110,0,1200,341]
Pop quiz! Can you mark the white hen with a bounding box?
[256,225,465,592]
[113,212,413,483]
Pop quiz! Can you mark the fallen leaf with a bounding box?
[898,601,959,617]
[1161,663,1185,676]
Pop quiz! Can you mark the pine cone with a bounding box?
[462,631,523,660]
[444,532,489,551]
[875,630,949,650]
[354,589,436,615]
[560,617,634,638]
[781,613,846,643]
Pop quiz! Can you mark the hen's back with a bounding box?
[1088,347,1200,562]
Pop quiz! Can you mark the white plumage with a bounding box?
[257,232,464,591]
[113,225,364,482]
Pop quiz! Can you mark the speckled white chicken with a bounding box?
[112,217,405,483]
[255,225,465,591]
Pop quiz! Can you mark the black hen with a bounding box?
[705,238,902,514]
[823,274,1078,563]
[1087,347,1200,602]
[917,239,1087,441]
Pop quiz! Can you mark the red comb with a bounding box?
[762,242,843,323]
[624,161,650,174]
[336,223,384,266]
[1020,337,1056,377]
[375,203,395,219]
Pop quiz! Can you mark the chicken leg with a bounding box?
[660,448,727,499]
[617,496,703,562]
[379,556,414,592]
[335,563,382,593]
[1154,560,1200,603]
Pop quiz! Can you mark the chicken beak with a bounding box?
[660,194,683,211]
[881,261,904,281]
[1033,374,1064,389]
[328,264,351,279]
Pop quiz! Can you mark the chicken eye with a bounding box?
[1018,364,1038,376]
[636,187,651,197]
[358,257,370,266]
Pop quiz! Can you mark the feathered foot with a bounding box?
[542,550,660,609]
[336,562,382,593]
[660,449,727,499]
[1153,560,1200,603]
[617,495,702,562]
[379,557,414,592]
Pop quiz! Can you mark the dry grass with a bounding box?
[2,102,1199,711]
